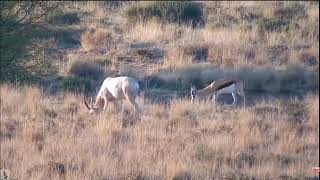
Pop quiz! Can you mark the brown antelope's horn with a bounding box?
[83,96,92,110]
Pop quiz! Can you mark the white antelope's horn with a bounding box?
[83,96,92,110]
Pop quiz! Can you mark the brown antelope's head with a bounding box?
[190,84,197,102]
[83,96,99,114]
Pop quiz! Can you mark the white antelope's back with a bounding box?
[84,76,140,114]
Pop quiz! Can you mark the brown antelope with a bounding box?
[84,76,140,114]
[190,78,246,106]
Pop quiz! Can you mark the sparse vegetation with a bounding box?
[125,1,204,26]
[0,2,60,83]
[46,9,80,25]
[0,1,319,179]
[61,76,92,93]
[67,58,105,81]
[81,29,112,51]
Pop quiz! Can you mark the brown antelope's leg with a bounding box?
[241,89,246,107]
[232,92,238,106]
[215,92,219,105]
[212,92,217,105]
[237,83,246,107]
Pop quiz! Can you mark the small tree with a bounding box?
[0,1,60,83]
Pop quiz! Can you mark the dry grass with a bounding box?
[1,85,319,179]
[1,1,319,180]
[65,1,319,70]
[81,29,112,51]
[60,54,107,81]
[124,20,177,44]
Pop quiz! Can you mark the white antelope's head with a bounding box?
[190,85,197,102]
[83,96,99,114]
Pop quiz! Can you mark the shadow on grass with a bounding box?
[140,64,319,105]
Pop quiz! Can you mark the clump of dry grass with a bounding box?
[163,47,194,69]
[81,29,112,51]
[125,20,176,43]
[289,46,319,68]
[68,63,104,82]
[63,54,108,81]
[68,61,104,81]
[1,85,318,179]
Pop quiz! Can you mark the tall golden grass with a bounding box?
[1,85,318,179]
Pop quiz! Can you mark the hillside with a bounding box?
[0,1,319,179]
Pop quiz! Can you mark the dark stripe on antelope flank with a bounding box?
[217,80,234,90]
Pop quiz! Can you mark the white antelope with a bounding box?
[190,78,246,106]
[83,76,140,114]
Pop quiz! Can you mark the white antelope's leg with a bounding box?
[131,99,139,114]
[127,99,138,114]
[103,98,108,111]
[124,90,139,114]
[215,92,220,105]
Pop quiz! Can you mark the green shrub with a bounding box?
[273,2,306,20]
[68,60,104,81]
[54,29,81,49]
[62,76,92,93]
[126,1,204,26]
[194,144,216,161]
[46,9,80,25]
[92,58,112,67]
[0,2,59,84]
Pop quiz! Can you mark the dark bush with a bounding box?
[273,2,306,20]
[92,58,112,67]
[61,76,92,93]
[257,17,289,33]
[0,2,60,84]
[47,9,80,25]
[68,61,104,81]
[126,1,204,26]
